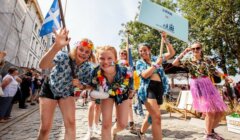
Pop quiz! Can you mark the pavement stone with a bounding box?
[0,101,239,140]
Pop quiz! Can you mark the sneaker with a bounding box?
[212,133,224,140]
[83,131,92,140]
[203,134,216,140]
[93,125,101,135]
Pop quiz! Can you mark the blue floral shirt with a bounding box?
[136,56,169,104]
[49,51,93,98]
[91,64,133,104]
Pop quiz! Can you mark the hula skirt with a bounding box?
[190,77,227,112]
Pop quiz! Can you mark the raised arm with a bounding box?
[39,28,71,69]
[161,32,175,60]
[172,48,191,66]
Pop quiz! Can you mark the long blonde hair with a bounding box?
[69,38,94,61]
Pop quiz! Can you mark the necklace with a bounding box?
[93,67,131,96]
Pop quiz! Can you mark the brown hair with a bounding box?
[95,46,118,61]
[8,67,18,74]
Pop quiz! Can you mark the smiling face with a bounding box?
[96,46,117,73]
[119,50,127,60]
[138,45,151,60]
[75,45,92,64]
[191,43,202,57]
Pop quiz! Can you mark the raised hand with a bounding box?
[161,32,168,43]
[53,28,71,51]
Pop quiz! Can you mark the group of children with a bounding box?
[37,28,232,140]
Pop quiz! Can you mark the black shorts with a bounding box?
[147,80,163,105]
[39,78,73,100]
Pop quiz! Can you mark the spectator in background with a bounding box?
[0,67,21,122]
[19,72,32,109]
[234,82,240,102]
[33,73,42,103]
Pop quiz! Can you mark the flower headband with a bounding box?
[75,40,94,50]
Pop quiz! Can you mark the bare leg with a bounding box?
[94,103,101,126]
[37,97,57,140]
[144,99,162,140]
[88,101,96,128]
[101,98,114,140]
[128,99,134,128]
[212,111,224,129]
[112,99,129,135]
[58,97,76,140]
[140,112,150,133]
[205,112,215,134]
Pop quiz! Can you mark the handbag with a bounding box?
[90,86,109,99]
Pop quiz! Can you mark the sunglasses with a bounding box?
[191,47,201,51]
[120,52,127,55]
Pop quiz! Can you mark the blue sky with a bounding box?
[38,0,140,49]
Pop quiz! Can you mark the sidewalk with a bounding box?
[0,102,39,132]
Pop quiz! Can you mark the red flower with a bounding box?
[81,41,88,47]
[125,74,130,79]
[98,76,104,84]
[116,89,121,95]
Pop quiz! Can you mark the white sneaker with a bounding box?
[93,125,101,135]
[83,131,93,140]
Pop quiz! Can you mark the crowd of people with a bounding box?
[0,51,44,123]
[0,27,238,140]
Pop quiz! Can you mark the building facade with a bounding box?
[0,0,52,71]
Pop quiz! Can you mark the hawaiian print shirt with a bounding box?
[49,51,93,98]
[179,56,216,78]
[91,64,133,104]
[136,56,169,104]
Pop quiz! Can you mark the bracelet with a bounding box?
[152,63,160,69]
[177,56,183,60]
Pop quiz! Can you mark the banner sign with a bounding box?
[138,0,188,42]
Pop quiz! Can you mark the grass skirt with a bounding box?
[190,77,227,112]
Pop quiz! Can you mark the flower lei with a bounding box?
[96,69,131,96]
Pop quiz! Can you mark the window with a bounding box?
[31,37,35,49]
[35,41,38,52]
[34,23,38,32]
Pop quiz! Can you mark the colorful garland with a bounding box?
[75,40,94,50]
[96,69,131,96]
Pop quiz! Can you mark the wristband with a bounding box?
[152,63,160,69]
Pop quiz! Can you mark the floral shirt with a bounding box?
[179,56,217,78]
[91,64,133,104]
[49,51,93,98]
[136,56,169,104]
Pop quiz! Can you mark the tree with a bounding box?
[178,0,240,75]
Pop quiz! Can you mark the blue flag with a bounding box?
[39,0,61,37]
[128,48,134,68]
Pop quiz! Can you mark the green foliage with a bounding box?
[178,0,240,75]
[119,0,240,75]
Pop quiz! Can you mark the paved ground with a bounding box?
[0,101,239,140]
